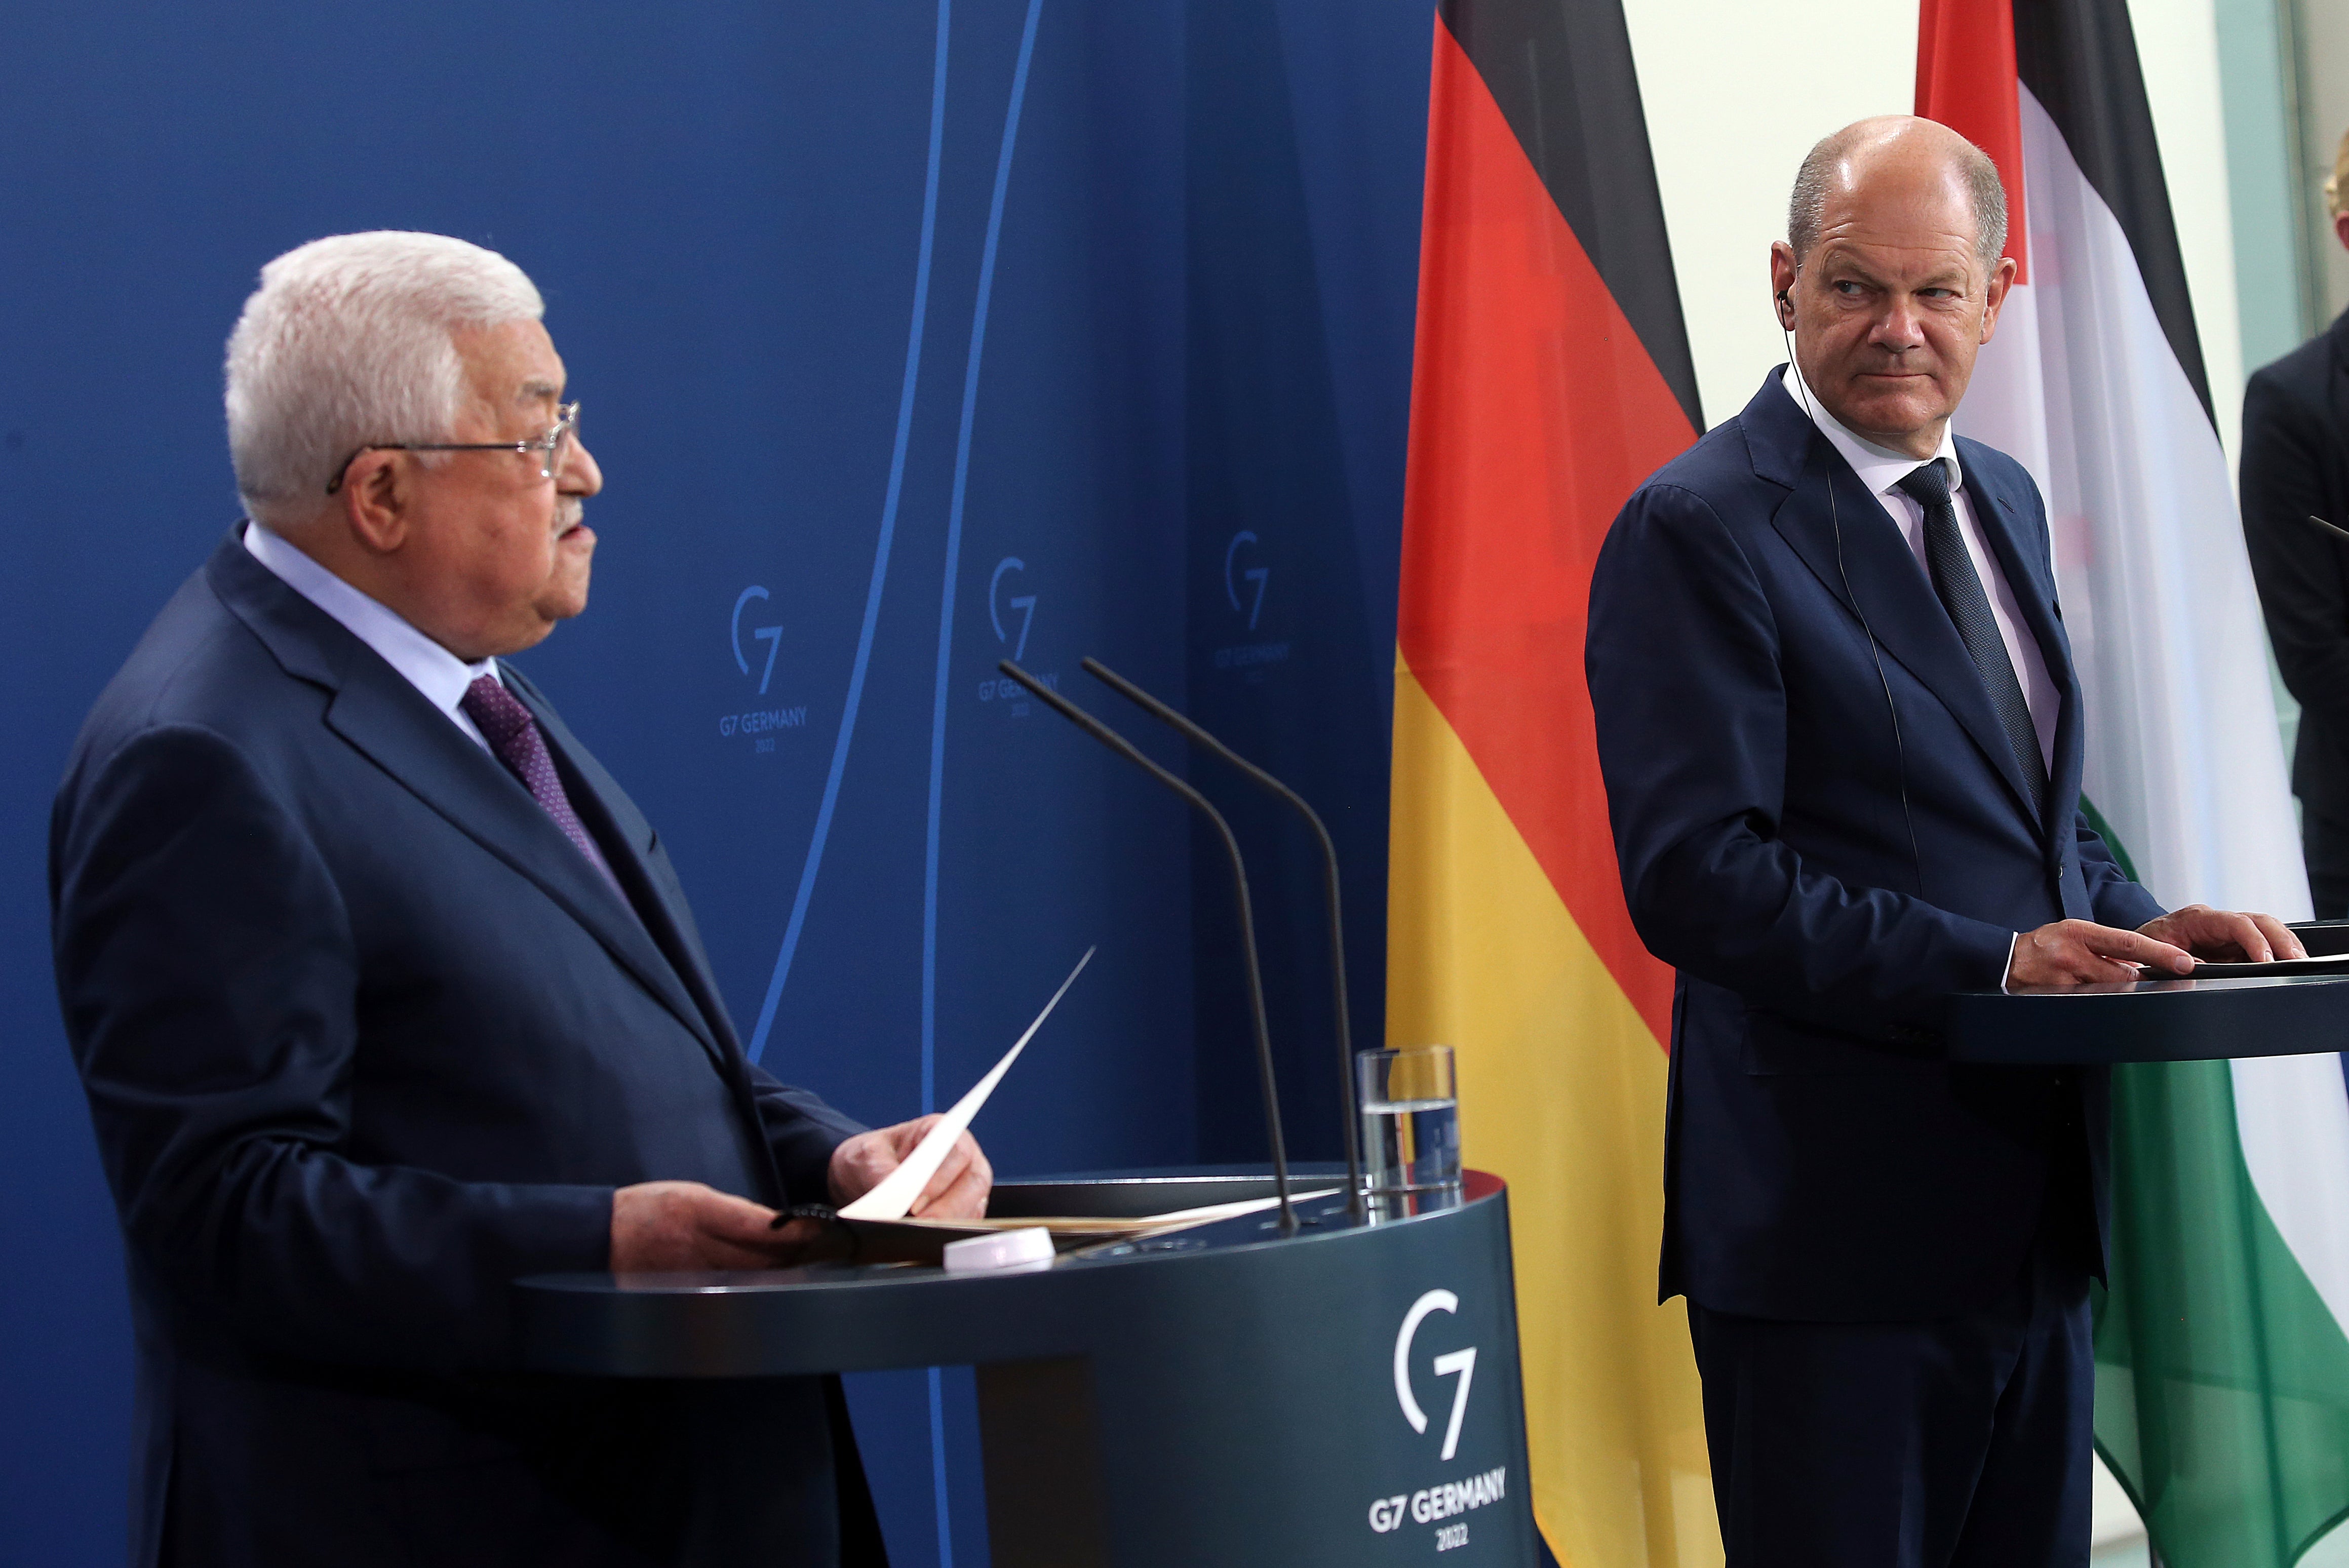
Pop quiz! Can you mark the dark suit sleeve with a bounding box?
[51,724,614,1373]
[631,838,864,1203]
[2242,368,2349,737]
[1587,482,2016,1024]
[2077,812,2164,929]
[746,1068,865,1202]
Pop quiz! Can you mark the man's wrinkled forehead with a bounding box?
[1812,175,1983,278]
[454,321,565,416]
[1822,149,1979,238]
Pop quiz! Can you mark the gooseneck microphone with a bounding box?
[996,659,1297,1235]
[1078,656,1365,1221]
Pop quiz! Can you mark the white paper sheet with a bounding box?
[836,947,1095,1220]
[1134,1189,1342,1226]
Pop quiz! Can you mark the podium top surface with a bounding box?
[1946,971,2349,1065]
[517,1169,1508,1379]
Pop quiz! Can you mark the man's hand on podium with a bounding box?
[2138,904,2307,965]
[829,1115,994,1220]
[609,1181,829,1271]
[2007,906,2307,988]
[606,1115,996,1271]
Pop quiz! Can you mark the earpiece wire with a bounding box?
[1779,282,1927,898]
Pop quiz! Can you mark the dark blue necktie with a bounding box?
[1895,462,2048,820]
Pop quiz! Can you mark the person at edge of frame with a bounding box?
[2242,126,2349,920]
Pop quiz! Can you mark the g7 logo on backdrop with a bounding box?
[1224,530,1269,631]
[731,585,782,694]
[990,557,1036,662]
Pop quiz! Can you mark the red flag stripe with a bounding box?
[1398,16,1694,1046]
[1917,0,2030,282]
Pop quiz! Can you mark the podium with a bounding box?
[518,1170,1540,1567]
[1947,920,2349,1065]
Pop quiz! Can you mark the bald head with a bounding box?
[1789,116,2007,269]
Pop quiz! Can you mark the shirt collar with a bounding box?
[1779,364,1964,499]
[243,522,498,726]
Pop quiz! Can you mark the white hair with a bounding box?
[224,231,543,523]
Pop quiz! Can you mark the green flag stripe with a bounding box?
[2088,801,2349,1566]
[2080,793,2141,883]
[2098,1056,2349,1565]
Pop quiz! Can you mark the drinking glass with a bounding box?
[1356,1044,1461,1208]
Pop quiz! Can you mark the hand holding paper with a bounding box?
[834,948,1095,1222]
[828,1117,991,1218]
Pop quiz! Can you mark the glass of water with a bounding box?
[1356,1044,1461,1208]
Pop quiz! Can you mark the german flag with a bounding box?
[1385,2,1714,1563]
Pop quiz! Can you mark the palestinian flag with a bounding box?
[1386,2,1712,1562]
[1919,2,2349,1563]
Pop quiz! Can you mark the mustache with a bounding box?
[554,501,587,535]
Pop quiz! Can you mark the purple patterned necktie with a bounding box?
[460,674,625,894]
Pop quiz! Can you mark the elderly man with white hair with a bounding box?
[50,231,984,1566]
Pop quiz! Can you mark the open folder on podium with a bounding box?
[812,947,1334,1264]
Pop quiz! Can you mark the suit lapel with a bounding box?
[507,669,748,1066]
[508,668,789,1203]
[1741,377,2043,827]
[2328,310,2349,491]
[208,533,731,1072]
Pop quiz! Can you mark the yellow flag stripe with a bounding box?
[1387,660,1719,1568]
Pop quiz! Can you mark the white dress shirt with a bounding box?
[243,522,499,751]
[1779,366,2057,772]
[1779,369,2066,983]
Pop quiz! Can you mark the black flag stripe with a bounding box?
[2012,0,2214,424]
[1439,0,1704,433]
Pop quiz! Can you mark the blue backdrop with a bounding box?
[0,3,1431,1561]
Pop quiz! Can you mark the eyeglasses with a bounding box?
[324,402,581,495]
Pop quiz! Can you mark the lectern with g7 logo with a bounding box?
[518,1169,1539,1566]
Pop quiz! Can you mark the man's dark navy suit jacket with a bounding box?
[1587,372,2163,1324]
[2241,307,2349,835]
[51,529,880,1566]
